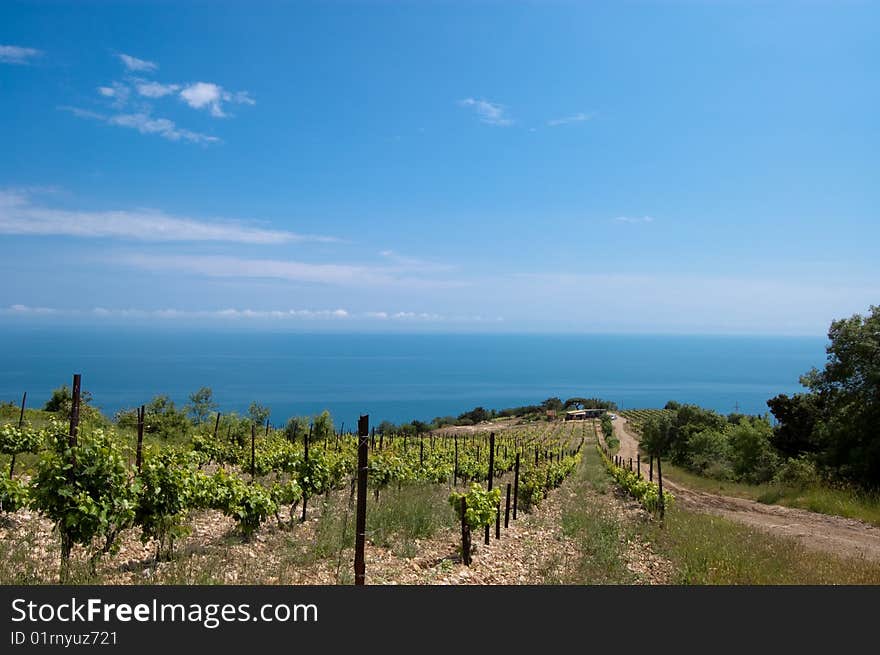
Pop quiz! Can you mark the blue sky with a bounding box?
[1,1,877,335]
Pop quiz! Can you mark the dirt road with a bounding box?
[611,416,880,563]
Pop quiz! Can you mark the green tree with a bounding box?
[766,393,821,458]
[144,395,191,441]
[44,385,95,417]
[797,305,880,486]
[727,418,778,483]
[312,410,334,442]
[187,387,218,426]
[247,401,270,426]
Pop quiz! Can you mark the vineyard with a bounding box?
[619,409,672,435]
[0,376,588,584]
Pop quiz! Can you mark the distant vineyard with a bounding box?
[619,409,673,435]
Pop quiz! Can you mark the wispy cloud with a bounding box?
[179,82,255,118]
[97,81,131,108]
[60,106,220,145]
[1,305,489,323]
[2,304,56,315]
[0,45,43,64]
[119,254,465,290]
[458,98,514,127]
[118,53,157,72]
[378,249,456,273]
[0,189,338,244]
[135,80,180,98]
[613,216,655,224]
[547,112,594,127]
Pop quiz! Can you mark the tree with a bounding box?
[247,402,270,426]
[144,395,191,441]
[187,387,218,426]
[727,418,778,484]
[564,397,618,410]
[312,410,334,442]
[795,305,880,486]
[458,406,490,424]
[44,385,94,416]
[376,420,397,435]
[766,393,821,458]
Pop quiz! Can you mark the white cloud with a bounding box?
[96,81,131,108]
[108,113,219,143]
[179,82,254,118]
[1,305,480,323]
[135,80,180,98]
[118,53,157,72]
[2,304,56,314]
[547,112,594,127]
[0,45,42,64]
[613,216,655,224]
[120,254,465,290]
[378,249,456,273]
[0,189,338,244]
[60,106,220,145]
[458,98,514,126]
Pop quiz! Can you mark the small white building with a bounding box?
[564,408,606,421]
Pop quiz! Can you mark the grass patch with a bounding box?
[554,443,635,584]
[646,507,880,584]
[367,483,451,558]
[663,462,880,527]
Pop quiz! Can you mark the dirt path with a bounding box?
[611,416,880,563]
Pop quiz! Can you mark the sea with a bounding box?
[0,326,827,428]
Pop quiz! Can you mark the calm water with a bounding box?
[0,327,826,427]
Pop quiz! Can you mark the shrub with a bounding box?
[773,455,819,489]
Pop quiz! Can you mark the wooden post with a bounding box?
[485,432,495,545]
[453,434,459,486]
[10,392,27,477]
[136,405,145,472]
[250,423,256,481]
[301,424,311,522]
[487,433,495,489]
[657,456,665,521]
[265,417,270,437]
[460,496,471,566]
[495,503,501,540]
[419,438,424,466]
[213,412,221,440]
[18,391,26,428]
[504,482,511,528]
[61,373,81,584]
[513,452,520,520]
[354,414,369,585]
[68,373,81,448]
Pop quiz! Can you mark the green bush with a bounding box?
[0,475,29,513]
[30,426,136,580]
[449,483,501,529]
[773,455,819,489]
